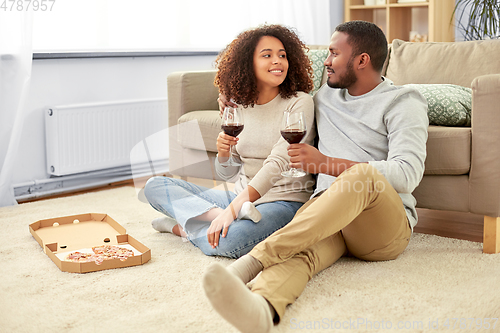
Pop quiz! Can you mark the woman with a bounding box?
[144,24,315,258]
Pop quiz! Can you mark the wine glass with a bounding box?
[220,106,244,167]
[281,110,307,177]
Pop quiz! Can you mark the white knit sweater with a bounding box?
[215,92,315,205]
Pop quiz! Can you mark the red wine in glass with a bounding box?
[220,107,244,166]
[222,124,244,138]
[281,110,307,177]
[280,129,307,144]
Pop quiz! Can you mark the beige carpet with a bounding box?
[0,186,499,333]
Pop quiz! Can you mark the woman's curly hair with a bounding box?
[214,24,314,107]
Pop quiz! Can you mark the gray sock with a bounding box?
[227,254,264,284]
[151,216,178,233]
[203,263,273,333]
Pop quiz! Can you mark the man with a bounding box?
[203,21,428,333]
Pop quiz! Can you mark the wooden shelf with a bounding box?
[389,3,429,8]
[350,5,387,9]
[344,0,455,42]
[351,3,428,9]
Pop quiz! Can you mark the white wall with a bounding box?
[9,0,349,199]
[330,0,344,35]
[13,54,216,187]
[14,0,468,195]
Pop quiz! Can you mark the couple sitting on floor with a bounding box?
[144,20,428,333]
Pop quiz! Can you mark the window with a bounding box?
[32,0,331,52]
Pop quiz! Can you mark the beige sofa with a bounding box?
[167,39,500,253]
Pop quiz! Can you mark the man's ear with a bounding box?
[356,53,371,70]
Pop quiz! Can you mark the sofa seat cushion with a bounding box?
[178,110,221,152]
[176,115,471,176]
[424,126,470,175]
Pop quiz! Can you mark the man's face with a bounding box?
[324,32,357,89]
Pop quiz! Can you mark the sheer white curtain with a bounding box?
[0,12,33,207]
[33,0,331,52]
[185,0,331,48]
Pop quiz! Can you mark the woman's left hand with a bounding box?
[206,208,236,248]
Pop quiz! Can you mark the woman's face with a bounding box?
[253,36,289,91]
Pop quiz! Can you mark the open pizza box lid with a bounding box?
[29,213,151,273]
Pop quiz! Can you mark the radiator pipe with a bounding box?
[14,175,137,201]
[14,165,168,201]
[14,165,134,188]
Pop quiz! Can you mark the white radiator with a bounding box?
[45,99,168,176]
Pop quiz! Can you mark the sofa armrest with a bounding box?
[469,74,500,217]
[167,70,219,128]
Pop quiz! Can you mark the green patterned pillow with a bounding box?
[405,84,472,126]
[307,49,328,95]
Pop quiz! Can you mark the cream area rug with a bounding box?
[0,186,499,333]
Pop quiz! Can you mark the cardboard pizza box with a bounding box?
[29,213,151,273]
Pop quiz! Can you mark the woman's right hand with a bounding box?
[218,94,238,117]
[216,131,238,162]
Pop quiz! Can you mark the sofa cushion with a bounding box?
[406,84,472,126]
[424,126,470,175]
[178,111,221,152]
[386,39,500,87]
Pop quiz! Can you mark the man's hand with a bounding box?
[288,143,327,175]
[218,94,238,117]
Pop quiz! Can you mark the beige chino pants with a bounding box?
[249,164,412,321]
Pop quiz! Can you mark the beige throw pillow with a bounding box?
[386,39,500,88]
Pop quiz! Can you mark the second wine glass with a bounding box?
[220,106,244,167]
[281,110,307,177]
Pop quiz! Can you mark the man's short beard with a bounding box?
[327,56,357,89]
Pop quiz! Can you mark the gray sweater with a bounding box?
[313,78,429,229]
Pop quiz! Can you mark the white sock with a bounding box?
[203,263,273,333]
[227,254,264,284]
[151,216,178,233]
[237,201,261,223]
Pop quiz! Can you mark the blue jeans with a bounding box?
[144,176,303,258]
